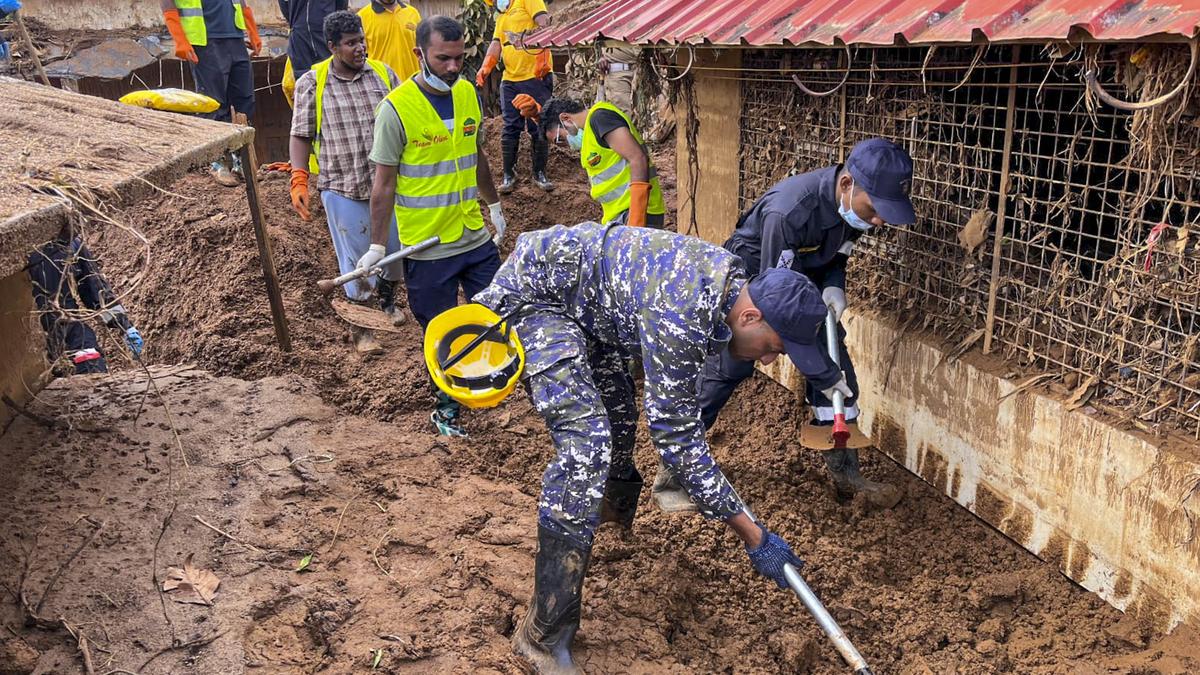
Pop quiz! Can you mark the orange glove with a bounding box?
[512,93,541,120]
[290,168,311,221]
[534,49,552,79]
[628,181,650,228]
[263,161,292,172]
[162,9,198,63]
[476,53,499,88]
[243,5,263,57]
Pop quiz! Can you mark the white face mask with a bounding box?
[838,181,874,232]
[496,0,511,12]
[419,48,455,93]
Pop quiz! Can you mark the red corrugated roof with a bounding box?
[531,0,1200,47]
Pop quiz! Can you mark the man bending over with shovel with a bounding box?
[466,222,851,672]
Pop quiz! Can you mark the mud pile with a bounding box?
[7,119,1194,673]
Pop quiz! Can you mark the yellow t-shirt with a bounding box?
[359,3,422,83]
[493,0,552,82]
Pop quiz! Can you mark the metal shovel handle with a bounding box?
[824,308,850,448]
[316,236,440,295]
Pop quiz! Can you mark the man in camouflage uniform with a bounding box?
[474,222,851,673]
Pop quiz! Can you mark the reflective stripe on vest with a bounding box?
[385,78,484,246]
[174,0,246,48]
[579,101,666,224]
[309,57,394,175]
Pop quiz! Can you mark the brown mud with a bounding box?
[2,119,1197,674]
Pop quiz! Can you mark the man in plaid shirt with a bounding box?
[289,10,401,354]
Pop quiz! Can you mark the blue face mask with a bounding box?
[419,48,454,93]
[839,181,873,232]
[567,127,584,150]
[496,0,511,12]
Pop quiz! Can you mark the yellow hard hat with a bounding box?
[424,303,525,409]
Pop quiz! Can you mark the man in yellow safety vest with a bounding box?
[159,0,263,186]
[534,96,666,228]
[360,15,507,437]
[289,11,401,355]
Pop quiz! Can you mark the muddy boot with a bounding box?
[531,137,554,192]
[376,278,406,326]
[352,326,383,356]
[822,448,902,509]
[651,457,698,513]
[512,526,589,675]
[431,391,467,437]
[211,160,240,187]
[598,467,643,529]
[499,138,518,194]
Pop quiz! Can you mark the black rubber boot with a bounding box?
[532,136,554,191]
[500,138,518,194]
[822,448,902,509]
[512,526,589,675]
[598,467,643,529]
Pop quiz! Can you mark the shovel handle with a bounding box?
[825,308,851,447]
[316,236,440,296]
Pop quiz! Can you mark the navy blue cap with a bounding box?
[747,268,840,388]
[846,138,916,226]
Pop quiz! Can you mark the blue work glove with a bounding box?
[124,326,144,356]
[746,524,804,589]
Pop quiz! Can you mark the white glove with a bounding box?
[822,286,847,321]
[356,243,386,272]
[821,374,854,402]
[489,202,506,246]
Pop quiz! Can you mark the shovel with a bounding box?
[315,236,440,295]
[824,307,851,450]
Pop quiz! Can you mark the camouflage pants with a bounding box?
[519,311,637,548]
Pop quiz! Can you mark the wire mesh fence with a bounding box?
[737,43,1200,436]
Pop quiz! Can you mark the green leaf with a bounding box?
[296,553,313,572]
[371,648,384,669]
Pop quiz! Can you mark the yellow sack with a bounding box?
[119,88,220,114]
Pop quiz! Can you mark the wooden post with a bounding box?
[982,48,1021,355]
[13,11,51,86]
[233,112,292,352]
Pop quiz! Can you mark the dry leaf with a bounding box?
[1065,375,1098,411]
[163,554,220,605]
[958,209,994,257]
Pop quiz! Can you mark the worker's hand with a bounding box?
[820,373,854,402]
[162,9,199,63]
[289,168,311,221]
[476,53,499,88]
[599,56,611,76]
[512,93,541,120]
[124,326,144,357]
[628,181,650,227]
[356,244,386,272]
[534,49,552,79]
[488,202,507,246]
[243,5,263,57]
[822,286,847,322]
[745,524,804,589]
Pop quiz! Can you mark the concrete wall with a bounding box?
[762,313,1200,631]
[0,272,48,431]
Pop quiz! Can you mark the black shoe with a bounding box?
[499,171,517,194]
[533,171,555,192]
[512,526,589,674]
[822,448,902,509]
[599,467,643,529]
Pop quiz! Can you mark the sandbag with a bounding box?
[119,88,220,115]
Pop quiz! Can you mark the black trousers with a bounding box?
[193,37,255,123]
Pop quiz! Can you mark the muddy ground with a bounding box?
[2,119,1198,674]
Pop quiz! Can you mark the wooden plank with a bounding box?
[982,48,1020,355]
[13,11,50,87]
[233,112,292,352]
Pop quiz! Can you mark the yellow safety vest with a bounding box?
[309,57,393,175]
[579,102,666,224]
[385,78,484,246]
[173,0,246,47]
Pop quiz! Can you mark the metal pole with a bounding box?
[824,308,849,446]
[315,236,439,294]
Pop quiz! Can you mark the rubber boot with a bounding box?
[512,526,589,675]
[431,391,467,437]
[499,138,518,194]
[531,136,554,192]
[598,467,643,529]
[351,326,383,356]
[822,448,902,509]
[650,457,698,513]
[376,278,406,326]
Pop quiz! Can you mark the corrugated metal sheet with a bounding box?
[531,0,1200,47]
